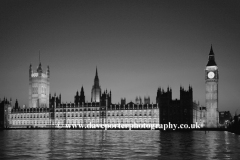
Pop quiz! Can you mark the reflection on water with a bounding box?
[0,130,239,159]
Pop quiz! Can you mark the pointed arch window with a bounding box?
[32,87,38,94]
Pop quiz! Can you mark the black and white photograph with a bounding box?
[0,0,240,159]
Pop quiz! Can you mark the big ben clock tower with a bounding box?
[205,45,219,128]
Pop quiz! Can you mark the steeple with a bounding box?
[37,51,43,73]
[96,66,98,77]
[207,45,217,66]
[94,66,99,86]
[91,67,101,102]
[15,99,19,109]
[81,85,84,93]
[209,45,214,56]
[80,85,85,103]
[29,63,32,77]
[47,65,50,78]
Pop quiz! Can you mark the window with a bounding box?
[32,87,38,94]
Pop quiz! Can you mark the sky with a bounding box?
[0,0,240,115]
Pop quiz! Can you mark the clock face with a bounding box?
[208,72,215,79]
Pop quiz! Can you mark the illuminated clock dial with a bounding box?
[208,72,215,79]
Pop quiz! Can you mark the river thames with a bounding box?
[0,130,239,159]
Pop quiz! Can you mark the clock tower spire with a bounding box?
[205,45,219,128]
[207,45,217,66]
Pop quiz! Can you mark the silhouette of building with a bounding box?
[74,86,85,105]
[101,89,111,106]
[228,114,240,134]
[121,98,126,105]
[50,93,61,107]
[205,45,219,128]
[219,111,232,125]
[156,86,193,125]
[0,98,12,128]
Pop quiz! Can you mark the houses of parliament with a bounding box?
[0,46,219,129]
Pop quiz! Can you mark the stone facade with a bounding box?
[8,101,159,128]
[29,63,50,108]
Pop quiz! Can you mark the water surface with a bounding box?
[0,130,239,159]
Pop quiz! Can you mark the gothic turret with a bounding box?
[29,56,50,108]
[15,99,19,109]
[46,65,50,78]
[37,63,43,73]
[80,86,85,104]
[75,86,85,105]
[29,64,32,78]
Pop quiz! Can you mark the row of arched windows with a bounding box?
[11,114,49,119]
[12,120,50,125]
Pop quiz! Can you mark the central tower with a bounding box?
[29,62,50,108]
[205,45,219,128]
[91,67,101,102]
